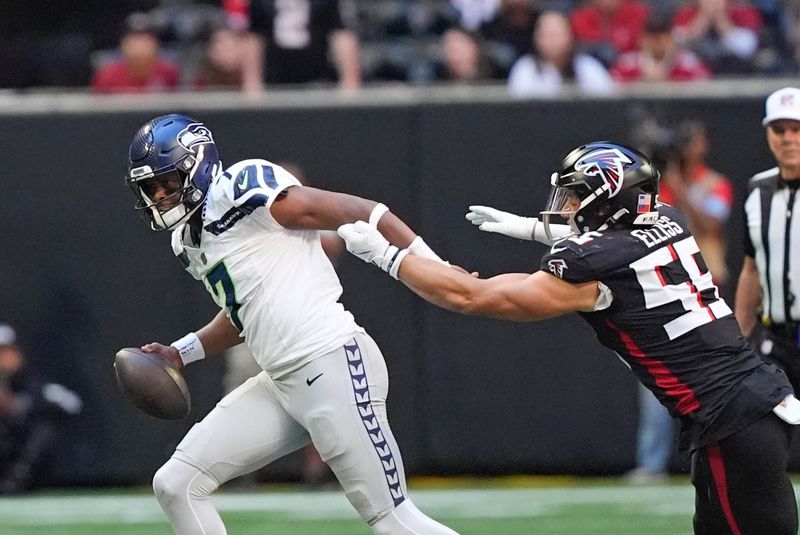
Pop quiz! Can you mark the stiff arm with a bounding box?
[396,255,600,321]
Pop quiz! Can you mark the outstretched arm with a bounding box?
[338,221,599,321]
[397,255,599,320]
[466,205,573,245]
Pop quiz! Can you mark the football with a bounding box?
[114,347,191,420]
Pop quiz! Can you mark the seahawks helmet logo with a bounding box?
[177,123,214,150]
[575,148,632,198]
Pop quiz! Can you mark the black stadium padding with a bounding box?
[0,95,786,486]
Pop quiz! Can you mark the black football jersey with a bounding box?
[540,204,792,448]
[249,0,354,84]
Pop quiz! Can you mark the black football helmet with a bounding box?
[125,114,222,230]
[540,141,660,240]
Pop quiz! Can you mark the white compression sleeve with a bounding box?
[532,221,573,245]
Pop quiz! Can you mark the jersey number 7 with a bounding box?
[206,261,244,332]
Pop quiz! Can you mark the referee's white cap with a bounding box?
[763,87,800,126]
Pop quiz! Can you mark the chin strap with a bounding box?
[596,208,630,232]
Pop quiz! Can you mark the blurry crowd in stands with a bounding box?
[1,0,800,96]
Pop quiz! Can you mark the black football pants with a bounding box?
[691,413,797,535]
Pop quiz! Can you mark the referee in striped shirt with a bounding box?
[736,86,800,394]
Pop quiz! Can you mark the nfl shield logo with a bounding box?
[637,194,652,213]
[782,94,795,107]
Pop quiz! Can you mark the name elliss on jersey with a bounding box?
[630,216,685,248]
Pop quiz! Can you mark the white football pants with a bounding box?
[152,332,459,535]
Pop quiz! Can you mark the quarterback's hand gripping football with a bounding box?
[141,342,184,369]
[466,205,537,241]
[338,221,409,279]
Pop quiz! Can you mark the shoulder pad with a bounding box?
[219,159,300,206]
[541,232,603,282]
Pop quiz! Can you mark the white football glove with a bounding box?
[466,205,573,245]
[337,221,409,279]
[466,205,537,241]
[407,236,450,267]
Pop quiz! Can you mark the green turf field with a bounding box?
[0,477,749,534]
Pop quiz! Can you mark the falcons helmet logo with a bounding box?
[574,148,632,198]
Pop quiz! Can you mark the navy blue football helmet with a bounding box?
[125,114,222,230]
[541,141,660,240]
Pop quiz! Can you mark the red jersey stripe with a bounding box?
[607,320,701,415]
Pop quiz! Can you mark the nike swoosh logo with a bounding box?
[306,373,324,386]
[237,168,249,190]
[550,246,567,254]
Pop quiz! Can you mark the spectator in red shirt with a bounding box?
[612,16,711,82]
[91,12,181,94]
[570,0,650,67]
[659,119,734,289]
[672,0,762,74]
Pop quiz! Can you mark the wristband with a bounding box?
[373,244,410,280]
[386,247,410,280]
[369,203,390,228]
[407,236,449,266]
[171,332,206,366]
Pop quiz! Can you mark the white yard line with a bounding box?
[0,484,703,525]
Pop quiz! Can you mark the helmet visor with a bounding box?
[541,185,582,216]
[540,184,582,241]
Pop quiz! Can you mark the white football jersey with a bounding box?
[171,159,363,376]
